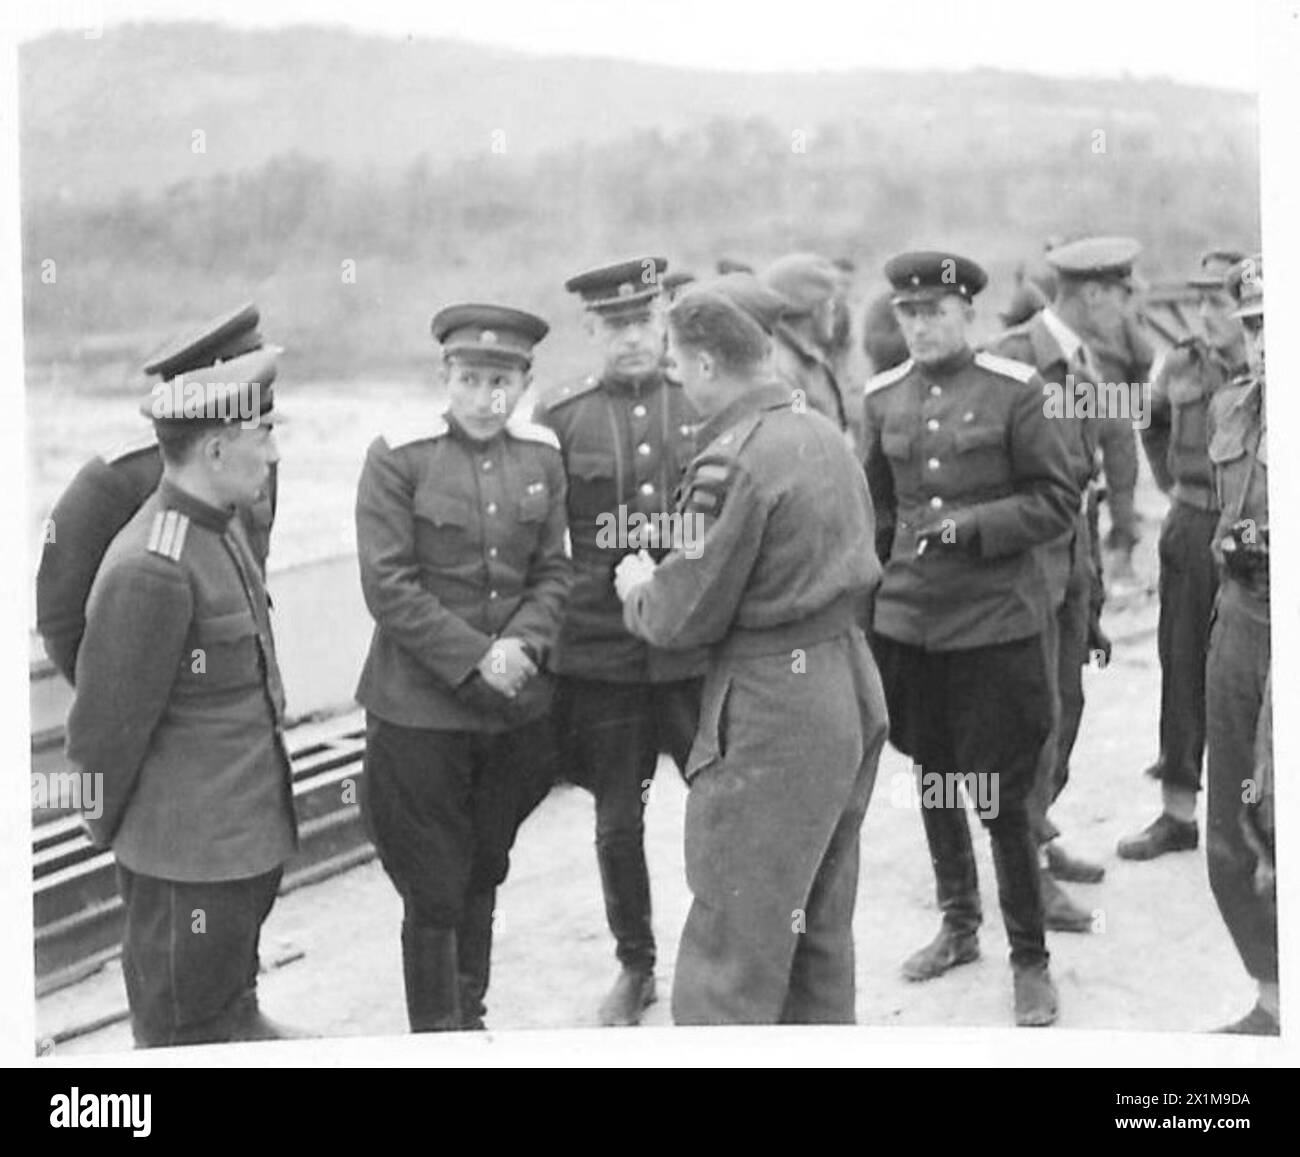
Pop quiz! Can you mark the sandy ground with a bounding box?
[36,511,1265,1055]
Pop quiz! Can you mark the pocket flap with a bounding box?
[414,491,472,526]
[568,451,617,480]
[518,487,549,522]
[954,425,1004,453]
[196,609,257,644]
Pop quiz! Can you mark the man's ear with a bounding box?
[582,314,601,342]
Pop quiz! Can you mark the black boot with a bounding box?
[457,892,496,1031]
[987,811,1049,969]
[401,922,462,1032]
[225,992,313,1041]
[917,793,982,938]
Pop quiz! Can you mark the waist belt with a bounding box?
[1172,481,1218,512]
[719,592,862,658]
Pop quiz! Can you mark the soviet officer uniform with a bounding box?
[761,253,852,434]
[532,260,704,1013]
[623,374,887,1024]
[65,347,296,1049]
[988,299,1108,912]
[1123,252,1250,859]
[1204,262,1277,1034]
[357,305,570,1032]
[37,303,277,683]
[863,253,1078,1022]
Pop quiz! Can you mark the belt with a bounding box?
[1172,481,1218,513]
[719,592,862,658]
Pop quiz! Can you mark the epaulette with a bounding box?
[505,414,561,451]
[382,413,450,450]
[145,509,191,562]
[540,374,603,410]
[864,358,914,395]
[101,435,158,465]
[974,351,1037,384]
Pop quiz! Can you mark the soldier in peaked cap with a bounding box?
[761,252,852,436]
[1203,257,1277,1034]
[36,304,279,683]
[987,257,1117,932]
[1120,248,1251,863]
[533,258,704,1026]
[863,250,1078,1027]
[355,303,571,1032]
[1045,236,1151,580]
[64,321,300,1048]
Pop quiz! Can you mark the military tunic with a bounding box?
[771,322,849,432]
[64,478,296,1046]
[37,440,276,683]
[624,382,887,1024]
[1205,375,1275,985]
[1141,340,1242,792]
[862,347,1078,968]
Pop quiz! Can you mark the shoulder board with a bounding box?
[505,415,561,451]
[863,358,914,395]
[144,509,191,563]
[541,374,603,410]
[382,414,450,450]
[974,351,1037,384]
[101,434,158,465]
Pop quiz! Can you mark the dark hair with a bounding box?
[667,289,769,373]
[154,420,224,466]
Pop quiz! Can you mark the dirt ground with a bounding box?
[37,480,1271,1056]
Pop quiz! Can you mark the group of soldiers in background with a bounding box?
[40,230,1276,1044]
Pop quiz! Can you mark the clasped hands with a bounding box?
[475,636,537,699]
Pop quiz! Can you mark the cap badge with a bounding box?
[480,329,498,345]
[617,282,635,298]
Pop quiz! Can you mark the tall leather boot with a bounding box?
[400,922,462,1032]
[903,800,982,981]
[457,891,496,1031]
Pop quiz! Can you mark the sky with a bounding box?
[10,0,1266,90]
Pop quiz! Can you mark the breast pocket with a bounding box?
[517,482,549,524]
[952,424,1009,489]
[412,491,475,563]
[190,609,261,691]
[566,451,618,519]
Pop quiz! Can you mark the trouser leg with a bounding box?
[1206,600,1277,984]
[1156,502,1220,792]
[782,652,887,1023]
[361,715,475,1031]
[673,639,870,1024]
[116,863,283,1048]
[1053,550,1092,798]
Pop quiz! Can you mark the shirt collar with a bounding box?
[158,478,236,532]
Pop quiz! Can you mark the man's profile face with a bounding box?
[665,330,721,416]
[443,356,528,440]
[893,296,971,365]
[591,308,666,378]
[1198,289,1239,350]
[210,421,279,508]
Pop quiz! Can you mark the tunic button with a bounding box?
[486,502,498,515]
[481,459,492,471]
[929,385,942,397]
[928,457,941,470]
[633,404,647,418]
[488,546,499,558]
[640,482,655,495]
[930,496,944,509]
[489,590,499,600]
[927,419,940,431]
[637,443,651,456]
